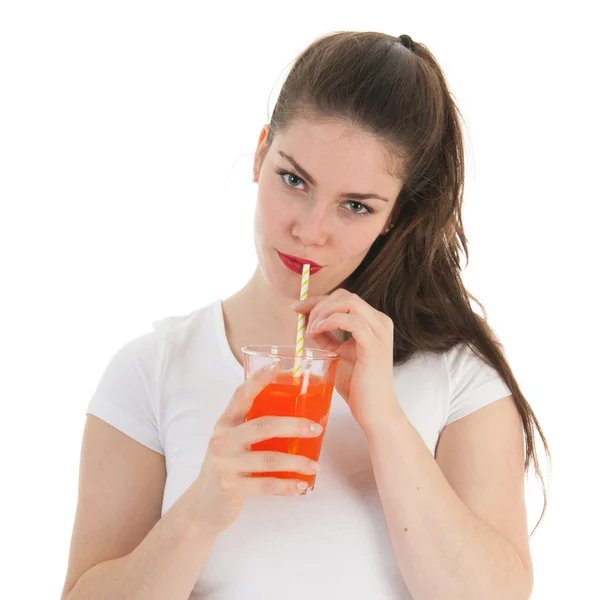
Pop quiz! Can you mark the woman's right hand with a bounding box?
[187,362,324,538]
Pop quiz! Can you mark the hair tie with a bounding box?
[397,34,416,52]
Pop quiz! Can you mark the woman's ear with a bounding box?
[382,221,394,235]
[253,124,271,182]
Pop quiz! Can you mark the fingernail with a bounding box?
[310,422,323,434]
[297,481,308,490]
[310,461,320,472]
[265,362,277,373]
[290,302,301,309]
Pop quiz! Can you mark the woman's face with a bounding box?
[253,118,403,299]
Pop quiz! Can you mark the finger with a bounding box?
[302,291,346,334]
[291,294,332,334]
[290,294,328,314]
[218,362,279,427]
[242,476,310,496]
[234,450,319,476]
[310,313,376,350]
[308,329,342,353]
[307,293,389,339]
[232,415,323,448]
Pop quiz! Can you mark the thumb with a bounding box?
[219,361,280,426]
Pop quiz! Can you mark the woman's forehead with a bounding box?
[273,119,404,184]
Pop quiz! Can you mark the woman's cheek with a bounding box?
[263,197,290,230]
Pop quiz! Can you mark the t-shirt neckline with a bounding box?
[212,298,246,379]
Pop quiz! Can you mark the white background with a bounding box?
[1,1,598,598]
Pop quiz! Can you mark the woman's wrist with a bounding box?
[176,480,223,543]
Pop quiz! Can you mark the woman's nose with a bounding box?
[290,202,331,246]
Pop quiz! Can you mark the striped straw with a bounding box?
[293,263,311,382]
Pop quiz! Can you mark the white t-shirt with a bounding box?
[86,298,512,599]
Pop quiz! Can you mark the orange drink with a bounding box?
[242,345,339,493]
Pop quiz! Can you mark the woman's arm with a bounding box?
[63,483,217,600]
[61,415,217,600]
[363,396,533,600]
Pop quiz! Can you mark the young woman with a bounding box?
[61,31,549,600]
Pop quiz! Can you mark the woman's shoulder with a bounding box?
[98,298,222,378]
[151,297,230,374]
[151,298,220,336]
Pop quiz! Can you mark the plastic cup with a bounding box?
[242,344,340,493]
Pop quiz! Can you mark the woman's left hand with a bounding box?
[291,288,400,432]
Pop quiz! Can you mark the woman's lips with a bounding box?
[277,251,323,275]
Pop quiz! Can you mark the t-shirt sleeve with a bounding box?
[444,342,512,426]
[85,330,165,455]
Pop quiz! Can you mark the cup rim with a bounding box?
[241,344,340,361]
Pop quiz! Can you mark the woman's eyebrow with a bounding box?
[278,150,390,203]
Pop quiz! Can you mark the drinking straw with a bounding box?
[293,263,311,383]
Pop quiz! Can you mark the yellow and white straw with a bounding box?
[293,263,311,381]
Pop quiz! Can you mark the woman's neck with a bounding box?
[222,265,305,347]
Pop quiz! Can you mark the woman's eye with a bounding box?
[344,201,372,216]
[277,169,306,190]
[275,168,373,217]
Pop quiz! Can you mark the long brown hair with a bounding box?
[264,31,551,536]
